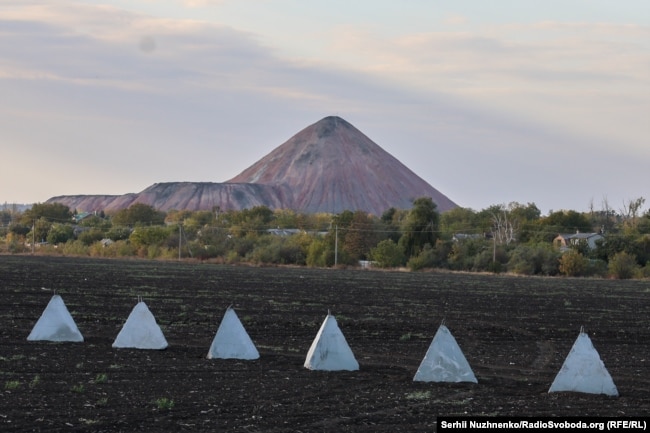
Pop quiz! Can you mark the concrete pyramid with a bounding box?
[27,294,84,342]
[413,324,477,383]
[304,312,359,371]
[207,306,259,360]
[548,328,618,396]
[112,300,168,350]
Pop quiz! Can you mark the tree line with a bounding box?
[1,198,649,279]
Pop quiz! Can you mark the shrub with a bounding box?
[78,228,105,246]
[508,244,560,276]
[29,375,40,389]
[154,397,175,410]
[129,226,174,249]
[585,259,608,278]
[472,249,503,273]
[407,244,435,271]
[641,262,650,278]
[447,239,490,271]
[407,241,451,271]
[47,224,75,245]
[608,251,639,279]
[5,380,20,390]
[306,238,331,267]
[370,239,405,268]
[559,249,588,277]
[59,240,89,256]
[105,226,131,241]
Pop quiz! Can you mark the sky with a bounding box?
[2,1,649,215]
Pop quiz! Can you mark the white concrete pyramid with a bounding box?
[207,306,259,360]
[304,311,359,371]
[27,294,84,342]
[413,324,477,383]
[112,300,168,350]
[548,328,618,396]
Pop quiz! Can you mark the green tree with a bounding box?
[447,238,493,271]
[21,203,72,225]
[620,197,646,231]
[637,212,650,235]
[370,239,405,268]
[78,215,109,229]
[0,210,11,226]
[105,226,132,241]
[398,197,439,258]
[407,239,453,271]
[306,237,333,267]
[536,210,593,242]
[111,204,165,226]
[439,207,478,239]
[342,211,379,261]
[509,202,541,243]
[129,226,174,248]
[46,224,74,245]
[249,233,309,265]
[9,223,30,238]
[78,228,105,246]
[29,218,52,243]
[508,243,560,276]
[380,207,405,243]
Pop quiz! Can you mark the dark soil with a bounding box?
[1,255,649,432]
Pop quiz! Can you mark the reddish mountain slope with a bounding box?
[228,116,457,214]
[48,182,288,213]
[47,116,457,215]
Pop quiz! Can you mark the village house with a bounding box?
[553,231,604,252]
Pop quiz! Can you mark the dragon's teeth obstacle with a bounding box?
[27,294,84,342]
[207,306,259,360]
[413,323,477,383]
[112,300,168,350]
[304,311,359,371]
[548,327,618,396]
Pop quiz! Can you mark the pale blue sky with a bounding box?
[2,1,648,214]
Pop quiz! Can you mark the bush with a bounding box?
[508,244,560,276]
[370,239,405,268]
[129,226,174,249]
[61,240,90,256]
[559,249,588,277]
[407,241,451,271]
[447,239,490,271]
[608,251,639,279]
[114,240,136,257]
[585,259,608,277]
[47,224,74,245]
[306,238,331,267]
[407,244,436,271]
[154,397,174,410]
[641,263,650,278]
[78,228,105,246]
[105,226,131,241]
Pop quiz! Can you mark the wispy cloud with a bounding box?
[443,14,469,26]
[319,20,649,151]
[0,1,647,212]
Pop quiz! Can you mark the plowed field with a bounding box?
[1,255,649,432]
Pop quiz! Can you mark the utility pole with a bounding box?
[334,224,338,267]
[178,224,182,261]
[32,220,35,255]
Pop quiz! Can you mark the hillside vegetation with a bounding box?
[2,198,649,279]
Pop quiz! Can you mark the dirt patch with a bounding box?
[1,256,649,432]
